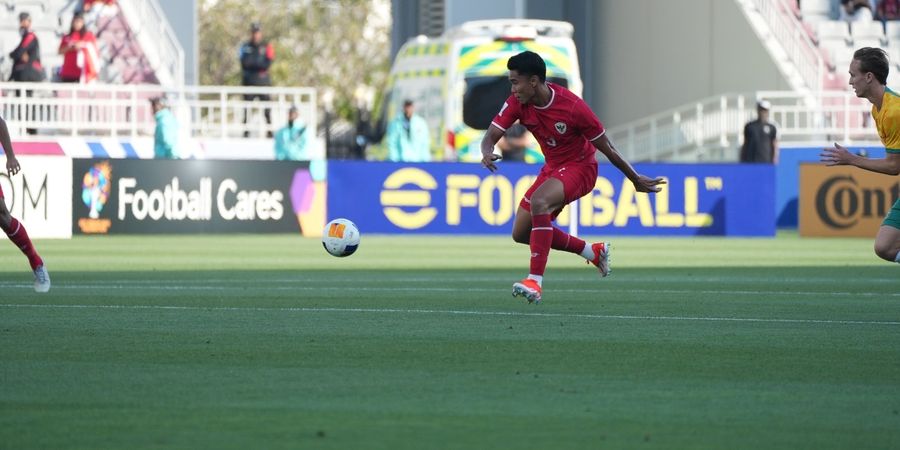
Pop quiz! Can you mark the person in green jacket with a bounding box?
[386,99,431,162]
[274,105,309,160]
[150,97,180,159]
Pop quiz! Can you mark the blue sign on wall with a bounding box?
[328,161,775,236]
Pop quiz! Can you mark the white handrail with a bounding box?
[0,82,316,140]
[751,0,827,93]
[117,0,185,86]
[608,90,876,161]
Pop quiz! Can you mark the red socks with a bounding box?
[551,227,587,254]
[4,218,43,270]
[529,214,554,276]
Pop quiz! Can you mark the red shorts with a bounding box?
[519,161,598,219]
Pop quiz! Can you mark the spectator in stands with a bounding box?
[274,106,310,161]
[58,12,100,83]
[82,0,117,12]
[240,22,275,138]
[841,0,875,21]
[9,12,43,83]
[9,12,44,135]
[877,0,900,20]
[740,100,779,164]
[387,100,431,162]
[150,97,181,159]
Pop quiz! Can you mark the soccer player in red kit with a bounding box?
[0,115,50,293]
[480,51,664,304]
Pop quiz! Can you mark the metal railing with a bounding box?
[117,0,185,86]
[0,82,317,140]
[608,90,876,162]
[748,0,828,93]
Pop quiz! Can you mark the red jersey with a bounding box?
[491,82,605,169]
[58,31,99,82]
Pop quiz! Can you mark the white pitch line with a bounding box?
[0,281,894,297]
[1,303,898,326]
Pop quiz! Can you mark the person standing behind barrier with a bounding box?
[150,97,180,159]
[240,22,274,138]
[58,12,99,83]
[9,12,44,135]
[386,100,431,162]
[274,106,309,160]
[740,100,779,163]
[10,12,43,83]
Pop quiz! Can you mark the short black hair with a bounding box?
[507,51,546,83]
[853,47,889,85]
[403,99,414,107]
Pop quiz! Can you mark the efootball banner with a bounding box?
[327,161,775,236]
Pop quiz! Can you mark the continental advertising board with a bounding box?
[0,156,72,239]
[327,161,775,236]
[799,163,899,237]
[71,159,325,235]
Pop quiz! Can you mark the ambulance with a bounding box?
[374,20,583,162]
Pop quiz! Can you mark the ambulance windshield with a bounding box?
[463,76,568,130]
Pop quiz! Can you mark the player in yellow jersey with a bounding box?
[821,47,900,263]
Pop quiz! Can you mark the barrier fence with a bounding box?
[6,153,892,239]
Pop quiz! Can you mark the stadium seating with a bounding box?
[800,0,834,21]
[0,0,168,84]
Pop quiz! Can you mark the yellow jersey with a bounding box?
[872,87,900,154]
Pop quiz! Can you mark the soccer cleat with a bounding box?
[33,265,50,293]
[512,278,542,304]
[587,242,611,277]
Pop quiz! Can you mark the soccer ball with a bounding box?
[322,218,360,257]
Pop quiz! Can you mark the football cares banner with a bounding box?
[0,156,72,238]
[71,159,325,235]
[799,164,899,237]
[327,161,775,236]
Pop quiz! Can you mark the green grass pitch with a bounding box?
[1,233,898,449]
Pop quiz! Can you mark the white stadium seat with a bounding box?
[817,20,852,46]
[850,21,886,45]
[801,0,833,18]
[885,21,900,43]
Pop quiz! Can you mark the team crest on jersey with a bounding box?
[555,122,567,134]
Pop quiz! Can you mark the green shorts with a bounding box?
[884,198,900,230]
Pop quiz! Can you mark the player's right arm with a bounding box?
[0,117,21,176]
[593,134,665,193]
[479,125,504,172]
[821,143,900,175]
[482,96,521,172]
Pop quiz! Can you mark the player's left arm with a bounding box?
[577,99,664,193]
[0,117,20,176]
[592,134,665,193]
[821,143,900,175]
